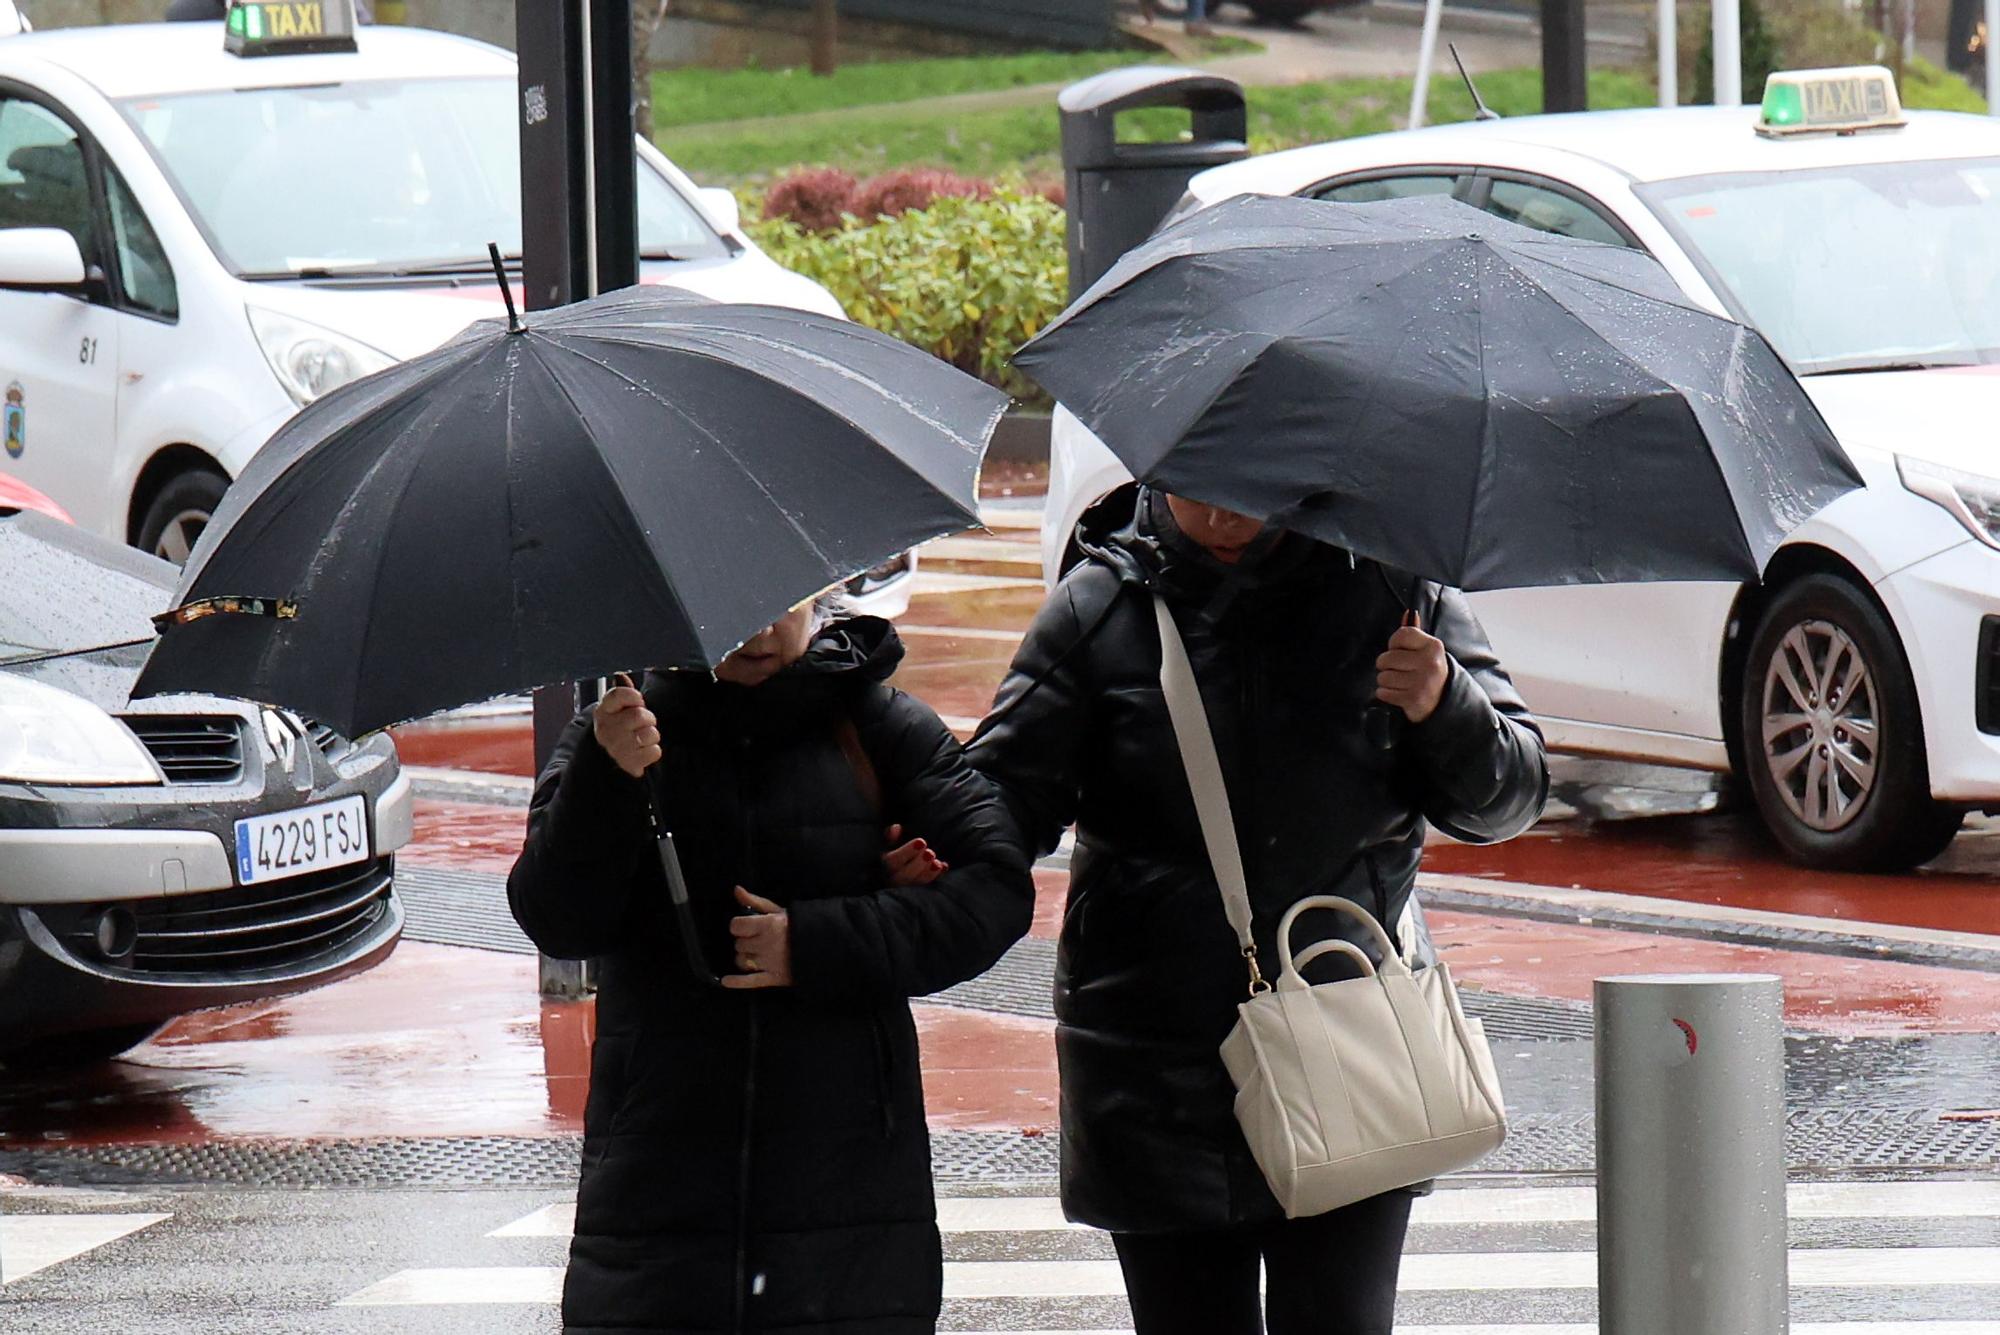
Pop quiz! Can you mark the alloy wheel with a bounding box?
[1759,618,1879,832]
[153,508,210,564]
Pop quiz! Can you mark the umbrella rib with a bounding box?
[529,341,712,652]
[1460,244,1491,590]
[543,337,971,581]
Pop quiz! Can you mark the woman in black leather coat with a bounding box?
[967,488,1548,1334]
[509,602,1033,1335]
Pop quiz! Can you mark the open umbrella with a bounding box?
[1015,192,1863,592]
[135,279,1007,738]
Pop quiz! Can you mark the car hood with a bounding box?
[240,256,844,361]
[1801,366,2000,478]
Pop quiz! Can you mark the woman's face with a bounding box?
[1164,494,1266,565]
[716,604,817,687]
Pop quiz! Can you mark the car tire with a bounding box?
[137,467,229,565]
[0,1023,164,1071]
[1245,0,1321,23]
[1738,573,1963,871]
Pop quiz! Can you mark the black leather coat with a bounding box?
[967,492,1547,1234]
[509,618,1033,1334]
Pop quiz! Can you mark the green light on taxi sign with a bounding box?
[224,0,358,58]
[1756,66,1905,137]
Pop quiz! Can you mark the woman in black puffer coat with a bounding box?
[509,604,1033,1335]
[967,488,1548,1334]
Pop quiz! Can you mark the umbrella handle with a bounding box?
[1365,609,1421,751]
[645,766,725,990]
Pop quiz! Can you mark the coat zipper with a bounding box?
[733,738,761,1335]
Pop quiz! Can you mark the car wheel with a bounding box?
[0,1023,163,1071]
[137,468,229,565]
[1738,573,1963,871]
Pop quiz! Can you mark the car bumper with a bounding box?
[0,860,403,1045]
[1877,537,2000,803]
[0,768,415,905]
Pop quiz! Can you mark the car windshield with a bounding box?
[117,77,728,278]
[1637,156,2000,375]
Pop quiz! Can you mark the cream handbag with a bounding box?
[1153,596,1508,1219]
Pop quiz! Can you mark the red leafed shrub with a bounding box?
[850,168,993,223]
[761,167,860,232]
[1027,175,1066,209]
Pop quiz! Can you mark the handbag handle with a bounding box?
[1277,894,1407,991]
[1154,596,1269,995]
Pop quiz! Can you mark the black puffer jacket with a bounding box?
[967,492,1547,1234]
[509,618,1033,1335]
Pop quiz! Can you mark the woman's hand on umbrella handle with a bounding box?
[883,823,949,887]
[594,673,662,778]
[723,887,792,989]
[1374,609,1450,725]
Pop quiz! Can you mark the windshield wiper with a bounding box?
[1802,357,1985,376]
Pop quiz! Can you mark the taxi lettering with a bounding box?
[1802,77,1888,125]
[263,3,326,38]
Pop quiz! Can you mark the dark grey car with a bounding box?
[0,512,406,1068]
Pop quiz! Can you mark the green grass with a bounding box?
[663,68,1659,185]
[651,44,1256,129]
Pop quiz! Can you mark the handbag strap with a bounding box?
[1153,595,1271,997]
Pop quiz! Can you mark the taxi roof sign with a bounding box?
[226,0,358,58]
[1757,66,1905,138]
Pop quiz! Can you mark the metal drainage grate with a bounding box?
[1457,989,1597,1042]
[393,864,535,955]
[932,938,1057,1019]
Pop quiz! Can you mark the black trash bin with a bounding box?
[1059,66,1247,298]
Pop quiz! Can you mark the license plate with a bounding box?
[234,795,369,885]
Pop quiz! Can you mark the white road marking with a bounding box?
[898,624,1034,642]
[0,1213,170,1285]
[946,1329,2000,1335]
[941,1248,2000,1297]
[490,1181,2000,1241]
[487,1203,574,1238]
[337,1266,563,1306]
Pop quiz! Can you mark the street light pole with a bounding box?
[1712,0,1743,105]
[518,0,640,1000]
[1408,0,1446,129]
[1986,0,1999,116]
[1658,0,1677,107]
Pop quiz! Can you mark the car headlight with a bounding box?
[247,306,395,407]
[1897,456,2000,550]
[0,674,162,785]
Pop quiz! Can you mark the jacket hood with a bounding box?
[1076,486,1320,609]
[790,613,905,684]
[646,615,903,736]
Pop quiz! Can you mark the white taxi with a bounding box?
[0,5,917,611]
[1046,69,2000,870]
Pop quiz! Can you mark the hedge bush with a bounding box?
[749,188,1067,403]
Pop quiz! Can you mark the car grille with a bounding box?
[122,715,246,785]
[1979,617,2000,735]
[301,718,351,760]
[47,858,396,978]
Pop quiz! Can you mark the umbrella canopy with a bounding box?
[0,511,174,710]
[135,285,1007,736]
[1015,192,1863,591]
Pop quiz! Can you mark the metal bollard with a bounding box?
[1595,973,1788,1334]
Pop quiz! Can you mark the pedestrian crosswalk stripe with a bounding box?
[0,1213,169,1285]
[339,1266,562,1306]
[485,1180,2000,1241]
[948,1328,2000,1335]
[938,1248,2000,1297]
[345,1246,2000,1308]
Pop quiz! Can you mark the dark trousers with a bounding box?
[1111,1190,1414,1335]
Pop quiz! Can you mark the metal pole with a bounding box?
[1595,974,1788,1334]
[1540,0,1588,112]
[1712,0,1743,105]
[1988,0,1999,116]
[1408,0,1446,129]
[1658,0,1677,107]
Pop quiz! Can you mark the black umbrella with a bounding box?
[135,280,1007,738]
[1015,192,1863,592]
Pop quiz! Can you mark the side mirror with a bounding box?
[697,186,741,235]
[0,228,87,292]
